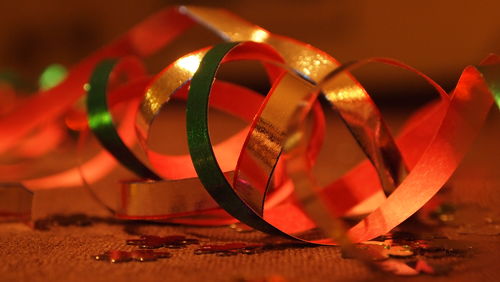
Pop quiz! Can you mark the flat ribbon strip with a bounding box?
[0,182,32,221]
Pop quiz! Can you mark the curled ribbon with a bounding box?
[0,6,499,254]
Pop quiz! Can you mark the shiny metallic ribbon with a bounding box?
[0,7,498,246]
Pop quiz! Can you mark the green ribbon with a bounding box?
[186,41,291,236]
[478,64,500,110]
[86,59,160,180]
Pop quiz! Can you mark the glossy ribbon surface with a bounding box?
[0,6,498,252]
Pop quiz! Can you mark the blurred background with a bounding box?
[0,0,499,104]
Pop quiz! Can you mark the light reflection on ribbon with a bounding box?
[186,41,499,246]
[0,6,497,256]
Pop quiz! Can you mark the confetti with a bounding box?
[93,250,171,263]
[126,235,199,249]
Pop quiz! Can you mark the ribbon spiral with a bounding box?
[0,6,499,251]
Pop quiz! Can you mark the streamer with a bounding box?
[0,7,498,247]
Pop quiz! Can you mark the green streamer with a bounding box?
[86,59,160,180]
[186,41,289,237]
[478,64,500,110]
